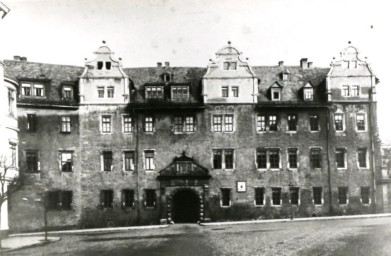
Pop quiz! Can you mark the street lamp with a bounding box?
[22,196,49,241]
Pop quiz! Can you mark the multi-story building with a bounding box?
[5,41,382,232]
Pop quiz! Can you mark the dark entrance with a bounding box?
[172,190,200,223]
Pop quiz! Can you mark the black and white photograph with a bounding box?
[0,0,391,255]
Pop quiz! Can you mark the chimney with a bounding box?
[278,61,284,67]
[300,58,308,69]
[308,62,313,68]
[165,61,170,68]
[13,56,21,61]
[20,57,27,61]
[157,62,162,67]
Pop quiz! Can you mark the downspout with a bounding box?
[326,107,333,215]
[368,88,377,213]
[134,109,141,224]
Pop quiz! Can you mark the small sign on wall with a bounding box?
[237,181,246,192]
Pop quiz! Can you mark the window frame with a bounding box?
[102,151,113,172]
[313,187,323,205]
[223,62,237,70]
[123,150,135,171]
[287,114,298,132]
[101,115,112,134]
[334,113,344,132]
[144,116,155,133]
[310,148,322,169]
[254,187,265,206]
[213,149,235,170]
[122,189,135,208]
[351,85,360,96]
[212,114,235,133]
[122,115,133,133]
[360,186,370,205]
[62,85,74,101]
[309,114,319,132]
[107,86,115,98]
[7,87,16,116]
[303,88,314,101]
[232,86,239,97]
[26,150,39,173]
[20,82,46,97]
[144,150,155,171]
[97,86,105,98]
[47,190,73,211]
[338,187,349,205]
[271,187,282,206]
[145,86,164,100]
[269,149,280,169]
[171,85,189,101]
[100,190,114,208]
[59,151,73,173]
[61,116,71,133]
[335,148,347,169]
[288,148,298,169]
[220,188,231,207]
[357,148,368,168]
[144,189,156,208]
[271,88,281,101]
[356,113,366,132]
[26,113,37,133]
[290,187,300,205]
[342,85,350,97]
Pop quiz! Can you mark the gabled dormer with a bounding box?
[270,82,283,101]
[280,69,291,81]
[202,41,258,104]
[326,42,378,102]
[79,41,130,104]
[303,82,314,101]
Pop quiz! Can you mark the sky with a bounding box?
[1,0,391,141]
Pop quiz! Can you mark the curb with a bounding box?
[0,237,61,253]
[199,213,391,226]
[10,224,169,237]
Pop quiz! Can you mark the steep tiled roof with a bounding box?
[4,60,331,106]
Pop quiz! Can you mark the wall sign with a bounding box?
[237,181,246,192]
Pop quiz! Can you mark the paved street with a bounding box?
[4,217,391,256]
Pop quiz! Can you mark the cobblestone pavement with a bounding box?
[4,217,391,256]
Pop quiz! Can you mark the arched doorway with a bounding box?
[172,189,200,223]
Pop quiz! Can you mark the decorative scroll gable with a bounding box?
[158,152,210,179]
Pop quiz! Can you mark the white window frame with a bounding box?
[122,115,132,133]
[212,148,235,170]
[101,115,112,134]
[144,150,155,171]
[271,187,282,206]
[171,85,189,101]
[304,88,313,101]
[61,116,71,133]
[271,88,281,101]
[338,187,349,205]
[144,116,155,133]
[212,114,235,133]
[356,112,367,132]
[335,147,347,169]
[313,187,324,205]
[220,188,232,207]
[309,113,320,132]
[342,85,350,97]
[360,186,371,205]
[287,148,299,169]
[101,151,113,172]
[289,187,300,206]
[351,85,360,96]
[123,150,135,172]
[59,151,73,172]
[357,148,368,169]
[334,112,345,132]
[107,86,115,98]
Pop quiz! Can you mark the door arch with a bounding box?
[172,189,200,223]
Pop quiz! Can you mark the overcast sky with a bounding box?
[1,0,391,141]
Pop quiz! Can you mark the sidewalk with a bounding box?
[0,236,60,252]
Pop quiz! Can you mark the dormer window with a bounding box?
[171,86,189,101]
[146,86,164,99]
[62,86,73,100]
[281,69,291,81]
[105,62,111,70]
[270,82,282,101]
[223,62,237,70]
[162,73,171,82]
[303,82,314,101]
[97,61,103,70]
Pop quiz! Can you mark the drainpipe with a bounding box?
[368,89,377,213]
[326,107,333,215]
[134,110,141,224]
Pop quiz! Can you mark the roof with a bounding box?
[3,59,331,106]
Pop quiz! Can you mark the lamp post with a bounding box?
[22,195,48,241]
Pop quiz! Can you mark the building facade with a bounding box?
[5,41,382,232]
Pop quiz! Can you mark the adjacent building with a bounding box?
[5,41,382,232]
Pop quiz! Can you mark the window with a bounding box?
[107,87,114,98]
[97,87,104,98]
[288,148,298,169]
[356,113,366,131]
[124,151,135,171]
[21,83,45,97]
[9,143,16,168]
[60,152,73,172]
[145,150,155,170]
[173,115,196,133]
[213,149,234,169]
[213,149,222,169]
[254,188,264,206]
[334,113,344,131]
[256,149,267,169]
[185,116,195,132]
[100,190,113,208]
[287,114,297,131]
[61,116,71,133]
[232,86,239,97]
[224,149,234,169]
[101,115,111,133]
[171,86,189,101]
[304,88,313,101]
[257,115,278,132]
[282,73,290,81]
[223,62,237,70]
[358,149,367,168]
[174,117,183,133]
[103,151,113,172]
[144,116,154,132]
[361,187,370,204]
[47,191,73,210]
[224,115,233,132]
[221,188,231,206]
[222,86,229,97]
[309,114,319,131]
[26,151,39,173]
[272,187,281,205]
[8,88,15,116]
[338,187,348,205]
[336,148,346,168]
[123,116,132,133]
[146,86,163,99]
[310,148,321,168]
[351,85,360,96]
[122,189,134,208]
[271,88,281,101]
[342,85,350,97]
[145,189,156,208]
[97,61,103,70]
[290,187,299,205]
[105,61,111,70]
[62,86,73,100]
[212,115,222,132]
[313,187,322,205]
[27,114,37,132]
[269,149,280,169]
[163,73,171,82]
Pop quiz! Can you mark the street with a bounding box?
[5,217,391,256]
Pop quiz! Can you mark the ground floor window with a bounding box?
[47,190,73,210]
[272,187,281,205]
[221,188,231,207]
[338,187,348,205]
[122,189,135,208]
[313,187,323,205]
[290,187,299,205]
[145,189,156,208]
[361,187,370,204]
[254,187,264,206]
[100,190,113,208]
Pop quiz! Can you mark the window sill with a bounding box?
[309,130,320,133]
[61,171,74,173]
[123,132,133,134]
[358,167,369,170]
[145,206,156,209]
[257,168,267,172]
[355,130,367,133]
[271,204,282,207]
[220,205,231,208]
[101,132,113,135]
[288,167,298,171]
[254,204,265,207]
[144,132,155,135]
[314,204,323,206]
[270,168,281,171]
[173,132,196,135]
[60,132,71,134]
[337,168,347,170]
[286,131,297,133]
